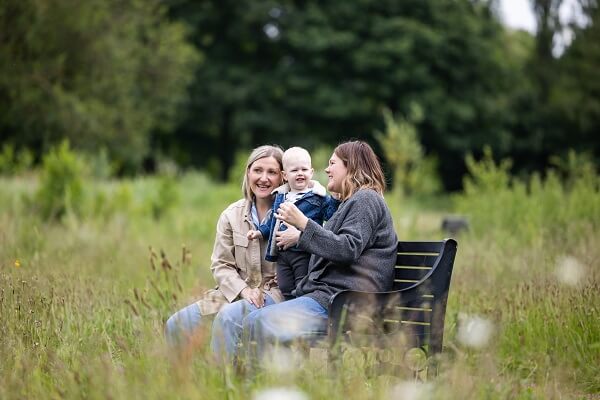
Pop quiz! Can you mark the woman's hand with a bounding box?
[275,225,301,250]
[275,202,309,231]
[240,287,265,308]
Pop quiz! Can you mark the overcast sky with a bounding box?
[499,0,585,55]
[500,0,537,33]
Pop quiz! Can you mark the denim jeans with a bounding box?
[213,296,328,361]
[210,294,278,362]
[164,302,205,348]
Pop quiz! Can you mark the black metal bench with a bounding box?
[327,239,458,375]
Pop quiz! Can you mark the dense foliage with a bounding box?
[0,0,199,173]
[0,0,598,187]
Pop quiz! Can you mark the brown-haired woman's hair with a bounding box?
[334,140,386,200]
[242,145,284,201]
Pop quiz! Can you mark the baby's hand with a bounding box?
[330,191,341,200]
[247,230,262,240]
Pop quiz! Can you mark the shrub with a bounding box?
[375,106,441,198]
[454,147,600,246]
[0,144,34,175]
[148,175,179,220]
[35,141,86,220]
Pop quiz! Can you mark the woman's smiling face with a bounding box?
[247,156,282,200]
[324,152,348,194]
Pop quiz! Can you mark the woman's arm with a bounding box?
[210,212,250,303]
[278,190,384,264]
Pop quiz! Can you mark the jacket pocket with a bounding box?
[233,232,249,247]
[232,232,249,273]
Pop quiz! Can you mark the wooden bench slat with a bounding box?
[396,254,438,267]
[395,266,432,282]
[401,321,431,326]
[397,306,433,312]
[397,241,443,253]
[382,319,431,326]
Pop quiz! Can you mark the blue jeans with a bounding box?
[166,295,279,351]
[211,294,278,361]
[165,302,204,348]
[213,296,328,361]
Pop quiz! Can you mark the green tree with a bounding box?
[507,0,564,171]
[167,0,517,188]
[509,0,600,172]
[0,0,199,173]
[549,1,600,163]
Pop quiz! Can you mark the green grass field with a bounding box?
[1,166,598,399]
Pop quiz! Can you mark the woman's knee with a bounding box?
[214,300,248,328]
[165,303,202,341]
[241,308,261,335]
[165,312,179,337]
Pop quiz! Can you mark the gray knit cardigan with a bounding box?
[295,188,398,310]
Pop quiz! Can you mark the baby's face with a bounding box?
[283,154,314,191]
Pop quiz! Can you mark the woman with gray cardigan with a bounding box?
[211,140,398,360]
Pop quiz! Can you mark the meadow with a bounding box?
[1,148,599,399]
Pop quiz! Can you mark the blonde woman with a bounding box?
[165,145,285,349]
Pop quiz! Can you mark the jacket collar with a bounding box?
[271,180,327,197]
[244,199,253,223]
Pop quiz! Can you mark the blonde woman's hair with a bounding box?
[242,145,284,201]
[334,140,386,200]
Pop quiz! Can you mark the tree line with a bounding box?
[1,0,598,189]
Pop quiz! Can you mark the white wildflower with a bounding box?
[267,309,320,338]
[253,387,308,400]
[262,346,303,375]
[457,314,494,349]
[555,256,586,287]
[389,381,433,400]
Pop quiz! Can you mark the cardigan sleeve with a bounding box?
[297,190,383,264]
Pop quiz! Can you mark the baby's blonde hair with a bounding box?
[282,146,311,171]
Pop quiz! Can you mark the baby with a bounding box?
[247,146,339,299]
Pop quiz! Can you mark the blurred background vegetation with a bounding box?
[1,0,598,190]
[1,1,599,398]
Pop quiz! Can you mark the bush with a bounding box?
[35,141,86,220]
[0,144,34,176]
[148,175,179,220]
[454,147,600,246]
[375,106,441,198]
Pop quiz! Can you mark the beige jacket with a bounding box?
[195,199,283,315]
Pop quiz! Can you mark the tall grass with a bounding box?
[449,149,600,396]
[1,152,598,398]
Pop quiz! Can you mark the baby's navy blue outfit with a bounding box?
[257,180,340,299]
